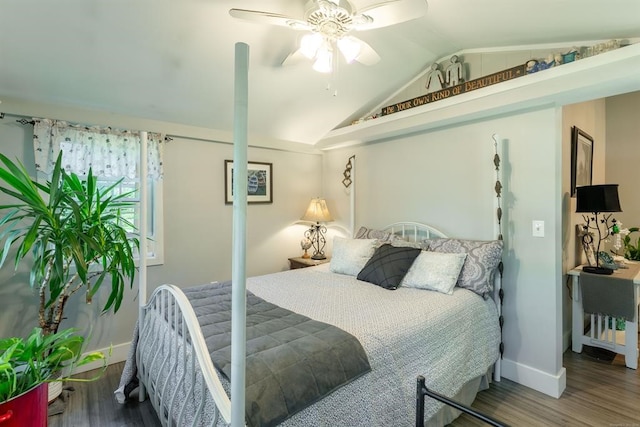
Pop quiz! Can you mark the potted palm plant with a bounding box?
[0,151,139,336]
[0,151,139,403]
[0,327,106,426]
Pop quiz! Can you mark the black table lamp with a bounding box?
[576,184,622,275]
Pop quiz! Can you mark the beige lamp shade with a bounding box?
[301,198,333,222]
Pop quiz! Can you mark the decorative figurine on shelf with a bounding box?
[300,238,312,259]
[445,55,464,87]
[525,59,540,74]
[425,62,444,93]
[538,54,554,70]
[562,48,579,64]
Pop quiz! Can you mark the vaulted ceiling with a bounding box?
[1,0,639,146]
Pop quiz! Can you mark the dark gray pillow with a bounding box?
[357,244,421,290]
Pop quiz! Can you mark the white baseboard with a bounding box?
[501,358,566,398]
[72,341,131,375]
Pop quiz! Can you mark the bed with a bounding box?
[115,222,503,427]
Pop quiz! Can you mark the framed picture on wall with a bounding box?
[570,126,594,197]
[225,160,273,204]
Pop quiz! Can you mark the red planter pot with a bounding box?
[0,382,48,427]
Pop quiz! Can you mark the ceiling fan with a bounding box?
[229,0,428,73]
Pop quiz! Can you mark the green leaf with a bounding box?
[0,150,139,340]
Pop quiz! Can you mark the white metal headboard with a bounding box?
[383,222,447,242]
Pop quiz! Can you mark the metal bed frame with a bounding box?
[137,285,231,426]
[415,376,508,427]
[134,221,504,426]
[135,222,449,427]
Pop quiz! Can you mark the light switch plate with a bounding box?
[532,220,545,237]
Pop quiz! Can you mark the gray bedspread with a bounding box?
[182,281,371,427]
[116,265,500,426]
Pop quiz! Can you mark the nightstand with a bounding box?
[288,257,330,270]
[569,263,640,369]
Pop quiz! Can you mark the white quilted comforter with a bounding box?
[245,264,500,426]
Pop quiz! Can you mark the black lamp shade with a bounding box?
[576,184,622,213]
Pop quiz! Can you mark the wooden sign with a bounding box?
[381,63,527,116]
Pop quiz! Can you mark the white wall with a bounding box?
[323,107,566,397]
[560,99,607,351]
[0,107,322,359]
[606,91,640,229]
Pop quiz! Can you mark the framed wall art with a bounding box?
[225,160,273,204]
[570,126,594,197]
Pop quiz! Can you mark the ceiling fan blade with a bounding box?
[353,0,428,30]
[281,49,309,67]
[229,8,309,30]
[351,37,380,66]
[358,0,403,14]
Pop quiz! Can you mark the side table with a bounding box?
[288,257,330,270]
[569,263,640,369]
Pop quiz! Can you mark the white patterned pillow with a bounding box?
[355,226,400,244]
[427,238,503,297]
[401,251,467,294]
[330,237,377,276]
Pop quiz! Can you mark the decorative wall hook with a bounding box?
[342,155,355,188]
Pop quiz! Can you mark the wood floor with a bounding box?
[49,348,640,427]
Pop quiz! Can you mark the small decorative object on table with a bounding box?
[576,184,622,275]
[597,251,618,271]
[300,238,312,259]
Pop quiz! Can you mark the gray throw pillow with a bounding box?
[427,238,503,297]
[357,244,421,290]
[355,226,400,244]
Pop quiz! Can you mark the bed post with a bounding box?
[231,42,249,427]
[349,155,356,236]
[492,134,504,381]
[138,130,149,401]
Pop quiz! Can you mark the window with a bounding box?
[97,177,164,266]
[33,119,165,266]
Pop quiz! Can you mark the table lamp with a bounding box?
[301,198,333,260]
[576,184,622,275]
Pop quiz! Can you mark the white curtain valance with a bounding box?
[33,118,164,180]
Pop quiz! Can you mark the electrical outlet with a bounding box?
[532,220,545,238]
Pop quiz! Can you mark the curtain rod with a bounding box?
[0,112,173,141]
[0,111,34,124]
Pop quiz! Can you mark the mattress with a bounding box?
[244,263,500,426]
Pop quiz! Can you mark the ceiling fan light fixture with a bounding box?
[231,0,423,74]
[300,33,323,59]
[337,36,361,63]
[313,46,333,73]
